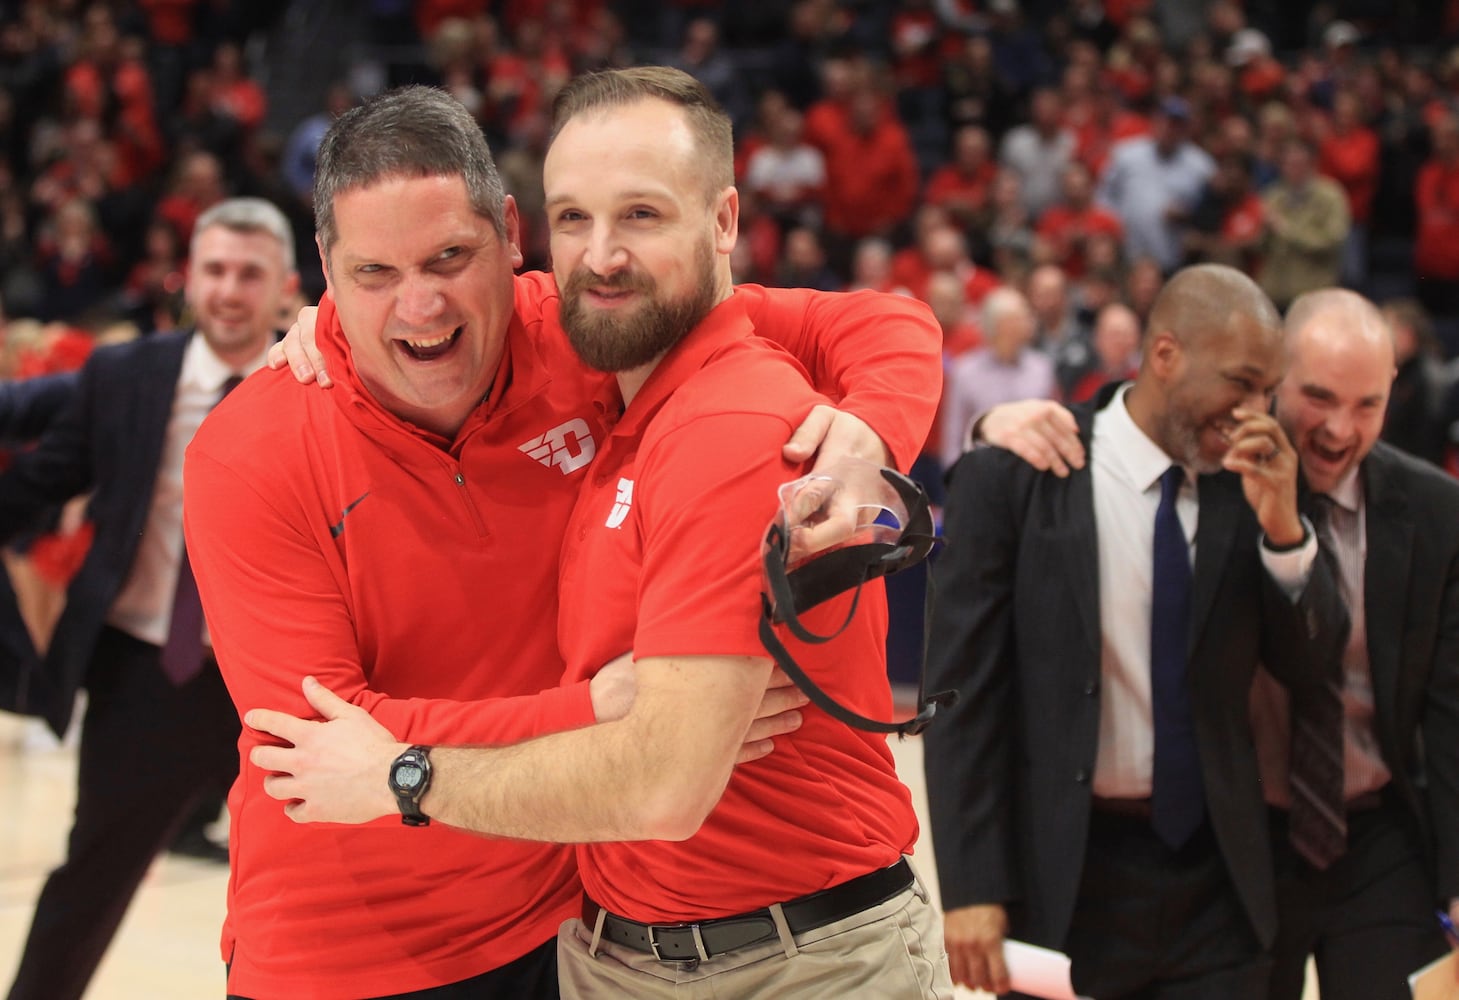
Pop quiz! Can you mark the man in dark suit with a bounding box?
[968,286,1459,997]
[924,263,1345,999]
[0,371,77,702]
[1253,288,1458,1000]
[0,372,77,444]
[0,197,298,1000]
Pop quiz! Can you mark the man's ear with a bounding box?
[1146,329,1182,380]
[714,186,738,255]
[501,195,524,270]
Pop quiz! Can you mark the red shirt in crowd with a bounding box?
[811,106,920,238]
[414,0,488,38]
[186,272,939,998]
[1238,58,1287,103]
[1415,159,1459,280]
[891,250,1002,306]
[1068,364,1138,404]
[138,0,197,46]
[1318,126,1380,224]
[559,296,922,922]
[1036,203,1124,277]
[923,161,998,220]
[1073,109,1149,179]
[1223,192,1266,247]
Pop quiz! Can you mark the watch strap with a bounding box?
[389,744,433,827]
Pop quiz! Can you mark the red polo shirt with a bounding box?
[557,296,920,923]
[189,280,607,998]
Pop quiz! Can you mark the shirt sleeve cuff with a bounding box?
[1260,515,1316,602]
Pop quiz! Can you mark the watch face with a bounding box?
[395,764,424,790]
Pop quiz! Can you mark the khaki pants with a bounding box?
[557,864,953,999]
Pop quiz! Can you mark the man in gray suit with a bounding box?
[924,263,1345,999]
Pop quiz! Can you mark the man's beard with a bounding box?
[560,245,718,374]
[1157,399,1226,475]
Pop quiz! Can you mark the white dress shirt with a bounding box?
[1091,385,1314,798]
[106,333,267,647]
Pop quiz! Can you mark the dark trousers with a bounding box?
[1267,795,1449,1000]
[7,627,241,1000]
[1016,810,1270,1000]
[227,938,560,999]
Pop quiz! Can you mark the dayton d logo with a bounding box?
[519,418,596,474]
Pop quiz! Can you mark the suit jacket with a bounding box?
[0,371,80,683]
[1358,441,1459,903]
[923,385,1345,951]
[0,371,78,444]
[0,332,190,735]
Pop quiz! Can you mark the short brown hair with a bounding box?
[314,85,506,261]
[549,66,734,196]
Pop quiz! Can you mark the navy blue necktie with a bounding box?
[1150,465,1204,849]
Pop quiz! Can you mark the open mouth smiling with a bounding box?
[398,325,463,361]
[1308,439,1351,466]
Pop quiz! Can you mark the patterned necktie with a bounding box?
[1150,465,1205,849]
[159,374,243,686]
[1286,494,1348,870]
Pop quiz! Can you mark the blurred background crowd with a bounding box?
[3,0,1459,642]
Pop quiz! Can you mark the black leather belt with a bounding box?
[584,858,914,963]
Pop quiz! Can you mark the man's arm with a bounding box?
[972,398,1086,477]
[1215,407,1346,693]
[0,365,97,545]
[922,448,1025,994]
[247,403,818,837]
[0,372,78,445]
[738,285,942,472]
[253,653,772,840]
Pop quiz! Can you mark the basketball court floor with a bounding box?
[0,713,1322,999]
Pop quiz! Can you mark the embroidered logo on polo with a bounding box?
[519,418,596,474]
[329,492,371,538]
[605,478,634,529]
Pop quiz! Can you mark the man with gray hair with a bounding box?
[0,198,299,1000]
[939,285,1054,468]
[186,79,941,998]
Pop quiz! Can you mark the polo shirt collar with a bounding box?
[611,293,753,437]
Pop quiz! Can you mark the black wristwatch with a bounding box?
[388,745,433,827]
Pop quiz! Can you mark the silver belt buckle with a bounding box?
[649,923,710,965]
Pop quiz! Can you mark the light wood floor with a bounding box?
[0,712,1317,999]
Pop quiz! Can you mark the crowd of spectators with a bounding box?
[4,0,1459,485]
